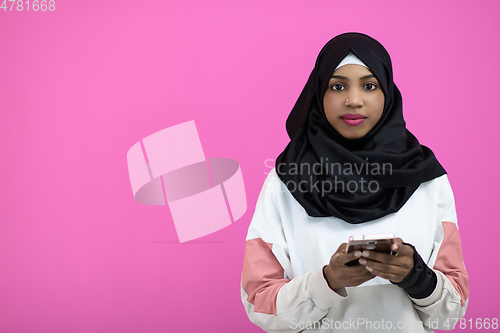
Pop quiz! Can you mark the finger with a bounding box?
[335,250,363,266]
[342,267,375,282]
[361,250,398,265]
[336,242,348,254]
[361,257,412,281]
[364,265,399,281]
[361,258,399,273]
[391,238,404,252]
[360,252,413,275]
[362,245,413,264]
[329,243,349,265]
[390,244,414,259]
[345,264,373,276]
[326,262,371,283]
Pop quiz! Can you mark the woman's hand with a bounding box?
[323,243,375,291]
[358,238,414,283]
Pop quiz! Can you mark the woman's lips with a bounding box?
[341,114,366,126]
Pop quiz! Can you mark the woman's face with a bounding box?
[323,64,385,139]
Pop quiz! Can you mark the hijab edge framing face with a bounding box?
[275,32,446,224]
[310,33,398,147]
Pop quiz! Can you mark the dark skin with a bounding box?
[323,238,414,292]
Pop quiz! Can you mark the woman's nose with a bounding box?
[345,88,364,108]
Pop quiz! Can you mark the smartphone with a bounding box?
[345,234,395,266]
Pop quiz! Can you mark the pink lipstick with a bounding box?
[341,114,366,126]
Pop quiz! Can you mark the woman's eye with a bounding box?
[331,84,345,91]
[364,83,377,90]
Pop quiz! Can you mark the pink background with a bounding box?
[1,1,498,332]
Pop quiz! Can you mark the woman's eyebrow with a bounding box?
[330,74,376,80]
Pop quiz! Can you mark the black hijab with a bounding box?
[275,32,446,224]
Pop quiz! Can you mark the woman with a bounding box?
[241,33,468,332]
